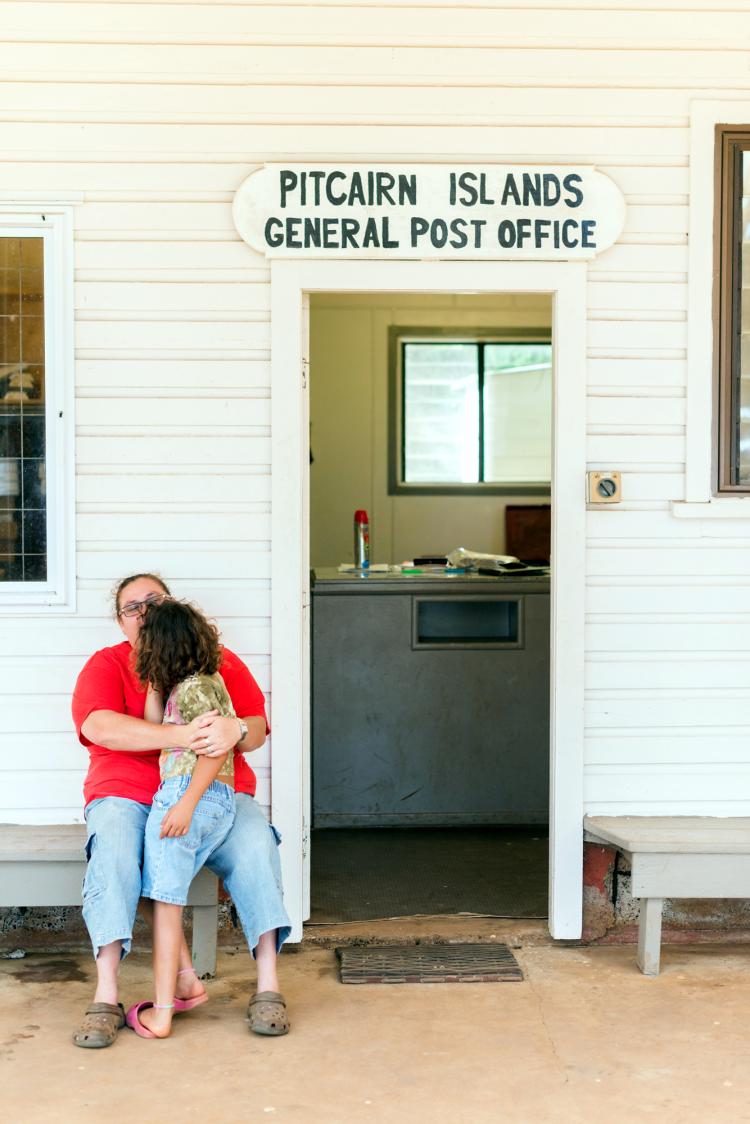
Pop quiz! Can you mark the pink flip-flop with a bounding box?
[173,991,208,1013]
[125,1001,158,1039]
[173,967,208,1013]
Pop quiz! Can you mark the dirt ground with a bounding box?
[2,921,750,1124]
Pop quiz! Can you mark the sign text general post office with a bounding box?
[233,164,625,260]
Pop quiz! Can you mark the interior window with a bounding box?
[399,338,551,491]
[403,342,479,483]
[483,343,552,485]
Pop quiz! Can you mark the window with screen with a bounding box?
[0,236,46,581]
[0,208,74,611]
[716,128,750,492]
[392,334,551,494]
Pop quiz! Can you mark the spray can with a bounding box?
[353,509,370,569]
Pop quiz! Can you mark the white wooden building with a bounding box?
[2,0,750,943]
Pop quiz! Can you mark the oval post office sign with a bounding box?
[233,164,625,260]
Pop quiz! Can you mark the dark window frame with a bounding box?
[388,325,552,497]
[715,126,750,493]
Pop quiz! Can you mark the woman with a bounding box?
[71,572,291,1048]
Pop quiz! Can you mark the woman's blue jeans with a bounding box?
[82,792,291,960]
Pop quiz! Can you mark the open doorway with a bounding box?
[308,291,552,923]
[269,257,585,941]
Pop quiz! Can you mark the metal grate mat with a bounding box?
[337,942,524,984]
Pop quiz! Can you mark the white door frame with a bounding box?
[270,258,587,941]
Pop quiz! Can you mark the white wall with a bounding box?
[309,292,552,567]
[0,0,748,822]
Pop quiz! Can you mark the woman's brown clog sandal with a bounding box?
[73,1002,126,1048]
[247,991,290,1036]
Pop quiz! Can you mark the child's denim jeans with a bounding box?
[142,776,235,906]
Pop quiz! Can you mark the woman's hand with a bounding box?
[189,713,238,759]
[160,799,194,838]
[176,710,219,750]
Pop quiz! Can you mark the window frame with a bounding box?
[715,126,750,494]
[0,205,75,612]
[387,324,552,496]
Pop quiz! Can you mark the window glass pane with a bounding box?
[740,151,750,485]
[403,343,479,483]
[0,236,46,582]
[483,343,552,484]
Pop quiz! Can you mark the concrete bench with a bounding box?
[584,815,750,976]
[0,824,219,977]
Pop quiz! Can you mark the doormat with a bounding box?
[336,942,523,984]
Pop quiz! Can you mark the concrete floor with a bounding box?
[2,922,750,1124]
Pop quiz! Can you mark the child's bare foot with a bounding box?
[138,1004,173,1039]
[175,967,207,1003]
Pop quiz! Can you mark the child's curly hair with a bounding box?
[135,599,222,698]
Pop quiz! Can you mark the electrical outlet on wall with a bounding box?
[586,471,622,504]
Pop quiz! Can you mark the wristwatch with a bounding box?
[236,718,249,743]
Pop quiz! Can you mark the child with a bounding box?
[125,598,238,1040]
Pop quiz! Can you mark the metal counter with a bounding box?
[311,568,550,827]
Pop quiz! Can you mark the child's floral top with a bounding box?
[160,672,236,786]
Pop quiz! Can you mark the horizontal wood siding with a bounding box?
[0,1,747,822]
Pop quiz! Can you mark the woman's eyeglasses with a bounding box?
[117,593,169,619]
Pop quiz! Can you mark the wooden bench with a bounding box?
[0,824,219,977]
[584,815,750,976]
